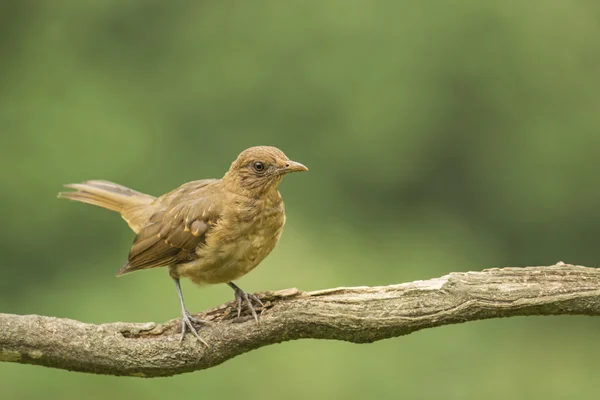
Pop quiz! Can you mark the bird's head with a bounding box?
[223,146,308,195]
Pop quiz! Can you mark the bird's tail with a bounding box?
[58,180,156,232]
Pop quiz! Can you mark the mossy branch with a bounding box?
[1,262,599,377]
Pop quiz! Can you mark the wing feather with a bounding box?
[117,183,221,275]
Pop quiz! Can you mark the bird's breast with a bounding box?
[179,193,286,285]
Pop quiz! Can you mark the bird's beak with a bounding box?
[282,160,308,173]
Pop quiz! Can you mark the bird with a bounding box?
[58,146,307,345]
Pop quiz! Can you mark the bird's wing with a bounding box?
[117,181,221,275]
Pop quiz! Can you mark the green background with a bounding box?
[2,1,600,398]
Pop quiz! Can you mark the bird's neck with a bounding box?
[222,181,283,223]
[221,174,283,199]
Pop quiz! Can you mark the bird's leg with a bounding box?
[228,282,264,325]
[173,278,209,346]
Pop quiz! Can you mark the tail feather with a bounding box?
[116,262,133,277]
[58,180,156,232]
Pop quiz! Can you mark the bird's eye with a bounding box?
[253,161,265,172]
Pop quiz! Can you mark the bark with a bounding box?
[1,262,599,377]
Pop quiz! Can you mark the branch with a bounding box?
[1,262,599,377]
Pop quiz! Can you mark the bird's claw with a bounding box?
[233,288,264,325]
[184,309,211,325]
[179,311,209,346]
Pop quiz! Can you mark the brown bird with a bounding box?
[58,146,307,344]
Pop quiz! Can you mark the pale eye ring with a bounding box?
[253,161,265,172]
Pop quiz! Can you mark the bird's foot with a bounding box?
[184,309,211,325]
[232,287,264,325]
[179,310,209,346]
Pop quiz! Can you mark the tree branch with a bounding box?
[1,262,599,377]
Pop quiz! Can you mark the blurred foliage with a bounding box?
[2,0,600,398]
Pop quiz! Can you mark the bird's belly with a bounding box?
[178,218,284,285]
